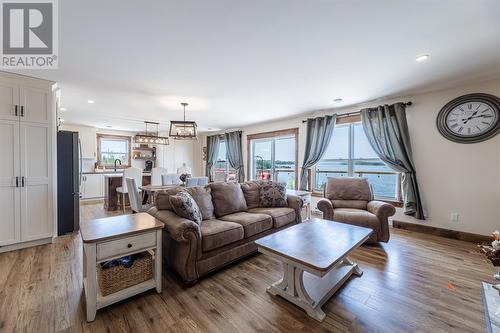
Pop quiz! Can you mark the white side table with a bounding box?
[287,189,312,219]
[80,213,164,322]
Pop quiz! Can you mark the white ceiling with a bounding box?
[13,0,500,133]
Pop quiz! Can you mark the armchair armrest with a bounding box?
[287,194,304,223]
[367,201,396,219]
[317,198,334,220]
[367,201,395,243]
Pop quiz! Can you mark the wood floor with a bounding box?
[0,203,494,332]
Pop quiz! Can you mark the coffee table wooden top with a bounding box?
[255,218,372,272]
[80,213,164,243]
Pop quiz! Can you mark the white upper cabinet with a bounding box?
[20,86,50,124]
[79,127,97,160]
[0,81,20,121]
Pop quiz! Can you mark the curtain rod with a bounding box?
[301,101,412,123]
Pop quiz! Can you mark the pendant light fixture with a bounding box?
[135,121,170,145]
[169,102,198,139]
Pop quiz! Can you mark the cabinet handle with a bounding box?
[20,106,24,117]
[21,176,25,187]
[14,105,18,116]
[15,177,19,187]
[127,244,132,248]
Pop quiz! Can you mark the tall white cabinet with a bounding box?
[0,72,57,251]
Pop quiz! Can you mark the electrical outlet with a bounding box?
[450,213,459,222]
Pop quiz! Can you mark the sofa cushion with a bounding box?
[184,186,215,220]
[200,219,244,252]
[332,208,381,232]
[332,199,368,210]
[248,207,295,228]
[155,187,184,211]
[169,192,203,225]
[219,212,272,238]
[210,182,247,217]
[240,181,261,209]
[259,182,287,208]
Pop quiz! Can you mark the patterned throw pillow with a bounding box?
[259,182,287,208]
[169,191,203,225]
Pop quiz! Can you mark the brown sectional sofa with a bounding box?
[148,181,303,285]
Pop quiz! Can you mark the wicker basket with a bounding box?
[97,252,153,296]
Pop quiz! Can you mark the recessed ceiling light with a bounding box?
[415,54,430,62]
[106,125,112,128]
[333,98,343,103]
[60,107,67,111]
[87,99,95,104]
[207,128,212,130]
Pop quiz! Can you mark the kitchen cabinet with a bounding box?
[79,127,97,160]
[0,72,56,251]
[81,174,104,199]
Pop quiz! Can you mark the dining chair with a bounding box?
[126,178,151,213]
[162,173,181,186]
[185,177,199,187]
[197,177,209,186]
[116,167,142,213]
[151,167,168,186]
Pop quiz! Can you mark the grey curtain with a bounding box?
[361,102,425,219]
[225,131,245,183]
[206,135,220,182]
[300,115,337,190]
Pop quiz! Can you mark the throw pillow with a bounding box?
[169,191,203,225]
[155,187,184,211]
[260,182,287,208]
[240,181,261,209]
[183,185,215,220]
[209,182,248,217]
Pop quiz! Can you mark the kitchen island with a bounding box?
[103,173,151,211]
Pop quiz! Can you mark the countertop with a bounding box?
[82,171,152,177]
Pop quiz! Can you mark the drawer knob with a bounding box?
[127,243,132,248]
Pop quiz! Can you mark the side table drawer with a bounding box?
[97,232,156,260]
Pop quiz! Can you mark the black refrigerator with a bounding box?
[57,131,80,235]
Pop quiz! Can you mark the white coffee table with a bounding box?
[256,218,372,321]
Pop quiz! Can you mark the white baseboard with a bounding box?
[0,237,53,254]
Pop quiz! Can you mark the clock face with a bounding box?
[445,101,497,137]
[437,93,500,143]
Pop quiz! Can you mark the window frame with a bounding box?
[312,116,402,203]
[96,134,132,168]
[247,128,299,190]
[213,138,238,182]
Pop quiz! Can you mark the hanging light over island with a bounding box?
[135,121,170,145]
[169,102,198,140]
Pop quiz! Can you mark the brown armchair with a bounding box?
[317,177,395,243]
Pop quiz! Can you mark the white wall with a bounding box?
[234,78,500,236]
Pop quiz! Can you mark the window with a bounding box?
[314,122,401,200]
[248,128,298,189]
[213,139,237,182]
[97,134,131,167]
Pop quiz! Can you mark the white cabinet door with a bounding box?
[0,82,20,121]
[0,120,21,246]
[79,127,97,159]
[19,86,50,124]
[83,174,103,199]
[19,122,53,241]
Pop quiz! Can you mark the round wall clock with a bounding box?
[436,93,500,143]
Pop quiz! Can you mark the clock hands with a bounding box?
[462,113,491,124]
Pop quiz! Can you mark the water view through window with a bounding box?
[251,133,297,189]
[314,123,399,199]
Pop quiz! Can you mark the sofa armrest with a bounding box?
[367,201,396,219]
[317,198,334,220]
[148,207,201,242]
[287,194,304,223]
[148,207,201,284]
